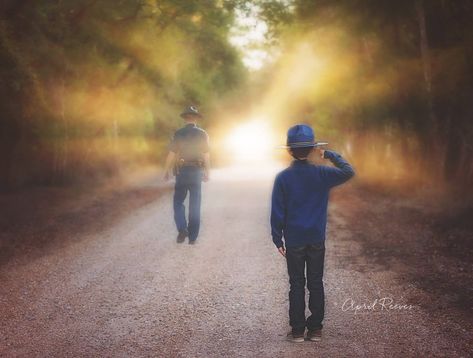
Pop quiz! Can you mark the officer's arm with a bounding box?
[163,151,176,180]
[203,152,211,181]
[163,132,179,180]
[202,132,211,181]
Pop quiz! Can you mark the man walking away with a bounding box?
[163,106,210,245]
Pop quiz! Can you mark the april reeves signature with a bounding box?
[341,297,416,314]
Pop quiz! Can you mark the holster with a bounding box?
[172,159,184,176]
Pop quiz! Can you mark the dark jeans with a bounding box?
[173,167,203,241]
[286,243,325,333]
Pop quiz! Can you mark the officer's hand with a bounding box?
[278,247,286,257]
[203,171,209,182]
[163,171,170,182]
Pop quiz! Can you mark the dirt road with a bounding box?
[0,166,471,357]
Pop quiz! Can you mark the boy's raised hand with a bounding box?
[278,246,286,257]
[319,148,326,159]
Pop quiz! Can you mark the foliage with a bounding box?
[0,0,247,187]
[261,0,473,188]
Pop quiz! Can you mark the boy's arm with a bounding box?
[320,149,355,188]
[270,175,285,250]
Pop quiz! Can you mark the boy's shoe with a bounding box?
[307,329,322,341]
[176,230,188,243]
[188,239,197,245]
[286,330,305,343]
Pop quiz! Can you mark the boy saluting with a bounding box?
[271,124,355,343]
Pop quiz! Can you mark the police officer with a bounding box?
[163,106,210,244]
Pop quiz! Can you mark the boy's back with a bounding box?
[270,123,354,343]
[271,150,355,249]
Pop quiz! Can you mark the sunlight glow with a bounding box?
[229,6,270,71]
[225,120,275,162]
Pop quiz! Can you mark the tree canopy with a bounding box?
[0,0,247,187]
[1,0,472,194]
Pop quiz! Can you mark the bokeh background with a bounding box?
[1,3,473,356]
[1,0,472,200]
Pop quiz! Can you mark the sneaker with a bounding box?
[286,330,305,343]
[188,239,197,245]
[307,329,322,341]
[177,230,188,243]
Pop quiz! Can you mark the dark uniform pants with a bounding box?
[173,167,203,241]
[286,243,325,333]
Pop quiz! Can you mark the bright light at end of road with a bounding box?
[225,120,275,163]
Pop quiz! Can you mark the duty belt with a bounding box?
[177,159,204,167]
[173,159,203,176]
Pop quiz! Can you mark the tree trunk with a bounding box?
[415,0,443,182]
[416,0,433,99]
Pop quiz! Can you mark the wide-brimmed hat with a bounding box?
[180,105,202,118]
[278,124,328,148]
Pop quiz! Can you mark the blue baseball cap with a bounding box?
[280,124,328,148]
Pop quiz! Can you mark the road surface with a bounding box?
[0,166,471,357]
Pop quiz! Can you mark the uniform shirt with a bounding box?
[270,150,355,248]
[169,123,209,161]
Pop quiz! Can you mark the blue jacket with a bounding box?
[270,150,355,248]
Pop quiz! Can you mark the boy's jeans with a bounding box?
[173,167,203,241]
[286,243,325,333]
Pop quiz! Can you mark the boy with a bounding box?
[271,124,355,342]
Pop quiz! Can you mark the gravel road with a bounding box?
[0,166,471,357]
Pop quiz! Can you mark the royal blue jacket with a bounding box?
[271,150,355,248]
